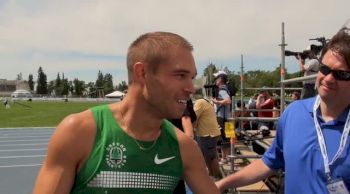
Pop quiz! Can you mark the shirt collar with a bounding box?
[311,100,350,125]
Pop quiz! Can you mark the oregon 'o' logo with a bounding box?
[106,142,127,168]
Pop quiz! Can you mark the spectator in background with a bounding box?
[291,91,301,101]
[272,98,280,119]
[211,71,232,164]
[120,89,128,101]
[298,46,321,99]
[235,100,250,130]
[170,99,196,138]
[3,98,10,109]
[248,93,259,130]
[272,98,280,130]
[194,98,222,179]
[170,99,197,194]
[256,90,274,130]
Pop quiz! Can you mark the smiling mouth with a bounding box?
[178,100,187,106]
[320,82,334,91]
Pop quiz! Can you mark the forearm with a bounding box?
[32,163,75,194]
[182,139,220,194]
[216,159,273,192]
[213,98,231,106]
[299,59,306,72]
[182,116,194,139]
[256,96,264,108]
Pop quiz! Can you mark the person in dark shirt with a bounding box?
[170,99,197,194]
[170,99,197,138]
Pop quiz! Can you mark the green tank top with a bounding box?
[70,105,183,194]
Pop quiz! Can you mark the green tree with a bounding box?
[116,81,128,92]
[54,73,63,96]
[28,74,34,91]
[103,73,114,94]
[73,78,85,96]
[47,80,55,96]
[86,82,96,97]
[61,80,69,96]
[95,70,104,88]
[16,72,23,80]
[36,66,48,95]
[285,70,303,88]
[201,62,306,97]
[203,63,218,84]
[68,81,74,95]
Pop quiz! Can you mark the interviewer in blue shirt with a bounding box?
[216,23,350,194]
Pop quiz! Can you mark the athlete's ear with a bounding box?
[133,62,146,84]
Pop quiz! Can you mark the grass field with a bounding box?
[0,100,110,128]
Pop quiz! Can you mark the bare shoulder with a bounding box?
[58,109,96,134]
[32,109,98,193]
[48,109,97,170]
[54,109,96,142]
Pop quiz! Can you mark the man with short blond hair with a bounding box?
[33,32,219,194]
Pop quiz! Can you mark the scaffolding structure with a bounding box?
[222,22,318,194]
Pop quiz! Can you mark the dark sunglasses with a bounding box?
[319,64,350,81]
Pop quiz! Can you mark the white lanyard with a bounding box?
[313,95,350,182]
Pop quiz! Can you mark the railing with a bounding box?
[227,117,279,122]
[281,74,317,84]
[222,22,319,194]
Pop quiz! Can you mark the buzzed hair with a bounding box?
[126,32,193,84]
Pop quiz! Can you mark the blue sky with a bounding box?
[1,0,349,85]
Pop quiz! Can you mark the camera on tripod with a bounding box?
[285,37,327,60]
[203,84,218,97]
[285,44,323,60]
[203,84,216,89]
[285,50,311,60]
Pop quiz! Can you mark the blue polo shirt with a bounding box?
[262,96,350,193]
[216,85,231,119]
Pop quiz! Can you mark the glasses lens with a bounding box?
[334,70,350,81]
[319,65,331,76]
[319,65,350,81]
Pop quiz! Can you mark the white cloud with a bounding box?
[0,0,349,84]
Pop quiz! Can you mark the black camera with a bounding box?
[203,84,216,89]
[204,84,219,97]
[285,44,323,60]
[285,37,327,60]
[285,50,310,60]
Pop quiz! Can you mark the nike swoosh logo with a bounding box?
[154,154,176,165]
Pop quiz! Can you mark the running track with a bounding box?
[0,127,54,194]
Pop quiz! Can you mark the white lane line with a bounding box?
[0,163,43,168]
[0,139,49,143]
[0,127,54,130]
[0,133,53,136]
[0,135,52,139]
[0,155,46,159]
[0,130,54,132]
[0,148,47,152]
[0,143,48,147]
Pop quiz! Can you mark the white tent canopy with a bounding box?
[105,90,125,98]
[11,89,33,98]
